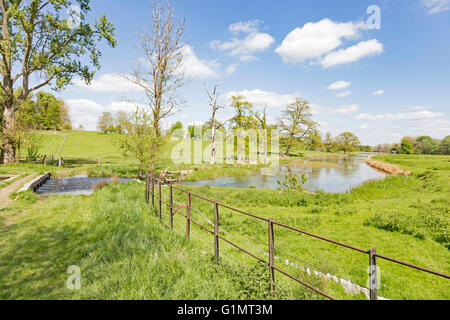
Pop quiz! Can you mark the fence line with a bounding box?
[145,173,449,300]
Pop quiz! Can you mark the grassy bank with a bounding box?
[161,154,450,300]
[0,183,318,300]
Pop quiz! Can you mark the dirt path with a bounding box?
[0,175,35,210]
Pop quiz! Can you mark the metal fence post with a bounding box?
[145,172,149,205]
[369,247,378,300]
[268,218,275,295]
[169,185,174,230]
[158,181,162,220]
[186,192,191,240]
[214,201,220,264]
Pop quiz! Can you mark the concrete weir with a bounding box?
[18,172,51,193]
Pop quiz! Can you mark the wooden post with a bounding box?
[369,247,378,300]
[151,175,155,207]
[43,155,47,166]
[169,185,174,230]
[97,157,101,165]
[214,201,220,264]
[145,172,150,205]
[186,192,191,240]
[158,181,162,220]
[268,218,275,295]
[58,157,62,167]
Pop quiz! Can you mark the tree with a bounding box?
[97,112,115,133]
[0,0,116,163]
[229,95,257,130]
[169,121,184,138]
[400,139,414,154]
[278,98,318,156]
[439,136,450,155]
[116,107,164,174]
[115,111,129,134]
[206,85,223,164]
[125,1,185,137]
[324,132,335,152]
[414,136,440,155]
[335,132,360,154]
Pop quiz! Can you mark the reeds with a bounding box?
[365,156,411,176]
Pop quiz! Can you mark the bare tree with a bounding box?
[125,1,185,137]
[205,85,223,164]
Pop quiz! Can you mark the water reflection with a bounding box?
[183,154,386,193]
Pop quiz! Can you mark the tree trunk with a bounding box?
[210,124,216,165]
[1,105,16,164]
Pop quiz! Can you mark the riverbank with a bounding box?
[365,155,411,176]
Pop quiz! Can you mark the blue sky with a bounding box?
[60,0,450,145]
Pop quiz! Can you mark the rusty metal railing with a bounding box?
[145,173,449,300]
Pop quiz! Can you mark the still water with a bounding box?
[183,154,386,193]
[36,174,134,196]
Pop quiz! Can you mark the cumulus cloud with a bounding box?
[71,74,143,93]
[320,39,383,68]
[229,20,263,34]
[408,105,432,111]
[225,89,297,109]
[178,45,219,79]
[275,19,365,64]
[210,20,274,61]
[373,89,384,96]
[328,81,351,90]
[356,110,444,121]
[336,90,352,98]
[422,0,450,14]
[328,104,359,115]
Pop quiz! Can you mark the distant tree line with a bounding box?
[381,136,450,155]
[97,111,130,134]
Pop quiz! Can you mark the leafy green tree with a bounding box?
[400,139,414,154]
[229,95,258,130]
[324,132,335,152]
[116,107,164,174]
[115,111,129,134]
[335,132,361,154]
[97,112,115,133]
[0,0,116,164]
[414,136,440,155]
[169,121,184,138]
[278,98,318,156]
[439,136,450,155]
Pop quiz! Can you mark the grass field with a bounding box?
[0,131,449,300]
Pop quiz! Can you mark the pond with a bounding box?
[35,174,134,196]
[183,154,386,193]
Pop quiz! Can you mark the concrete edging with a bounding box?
[18,172,51,193]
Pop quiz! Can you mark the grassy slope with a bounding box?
[1,183,318,300]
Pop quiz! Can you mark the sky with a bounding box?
[58,0,450,145]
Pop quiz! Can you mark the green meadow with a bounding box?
[0,132,449,300]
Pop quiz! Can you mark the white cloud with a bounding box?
[360,124,368,129]
[422,0,450,14]
[336,90,352,98]
[229,20,263,34]
[275,19,365,64]
[66,99,143,131]
[225,63,239,76]
[320,39,383,68]
[408,105,432,111]
[373,89,384,96]
[225,89,297,109]
[356,110,444,121]
[328,81,351,90]
[329,104,359,115]
[71,74,143,93]
[179,45,219,79]
[210,20,274,61]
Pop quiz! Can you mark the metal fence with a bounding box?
[145,173,449,300]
